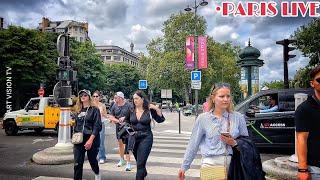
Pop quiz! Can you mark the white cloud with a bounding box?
[103,40,113,45]
[208,25,233,42]
[230,32,239,39]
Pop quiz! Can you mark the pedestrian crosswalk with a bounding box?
[83,131,201,179]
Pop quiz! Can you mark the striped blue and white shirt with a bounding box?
[181,110,248,171]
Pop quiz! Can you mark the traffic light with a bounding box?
[276,39,297,89]
[56,69,77,81]
[58,57,68,69]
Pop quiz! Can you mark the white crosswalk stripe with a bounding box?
[83,132,201,178]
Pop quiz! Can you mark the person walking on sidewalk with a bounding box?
[178,83,248,180]
[73,89,102,180]
[127,90,165,180]
[295,65,320,180]
[92,90,108,164]
[108,92,133,171]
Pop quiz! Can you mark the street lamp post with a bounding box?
[185,0,208,117]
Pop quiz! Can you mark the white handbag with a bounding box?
[72,107,89,145]
[71,132,83,144]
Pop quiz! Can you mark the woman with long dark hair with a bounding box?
[127,90,165,180]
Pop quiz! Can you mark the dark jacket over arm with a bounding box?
[228,136,266,180]
[150,109,165,123]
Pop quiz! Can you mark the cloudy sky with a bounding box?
[0,0,317,83]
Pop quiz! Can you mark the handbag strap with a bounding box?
[149,111,155,129]
[81,107,90,133]
[224,113,231,177]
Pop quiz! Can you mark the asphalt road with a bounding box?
[0,111,293,180]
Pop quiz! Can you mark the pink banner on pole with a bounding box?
[198,36,208,69]
[185,36,194,70]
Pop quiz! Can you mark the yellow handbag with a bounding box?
[200,165,226,180]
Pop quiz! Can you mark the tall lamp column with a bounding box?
[184,0,208,117]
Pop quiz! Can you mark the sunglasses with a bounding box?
[92,96,99,98]
[80,94,88,97]
[316,78,320,84]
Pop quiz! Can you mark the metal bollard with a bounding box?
[178,109,181,134]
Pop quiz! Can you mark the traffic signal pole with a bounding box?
[32,33,77,164]
[276,39,296,89]
[55,34,76,147]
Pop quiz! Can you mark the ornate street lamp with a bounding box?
[184,0,208,117]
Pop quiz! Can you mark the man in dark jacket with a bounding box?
[228,136,266,180]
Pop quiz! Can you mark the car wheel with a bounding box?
[55,123,59,133]
[4,120,18,136]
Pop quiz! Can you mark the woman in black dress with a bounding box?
[128,90,165,180]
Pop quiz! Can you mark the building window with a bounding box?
[107,49,112,53]
[100,56,105,61]
[80,28,83,33]
[105,56,111,60]
[114,56,121,61]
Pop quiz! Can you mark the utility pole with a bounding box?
[184,0,208,117]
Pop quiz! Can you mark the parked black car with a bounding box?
[235,88,313,148]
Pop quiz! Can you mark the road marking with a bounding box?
[33,177,72,180]
[153,136,190,140]
[152,143,187,148]
[32,138,55,144]
[102,153,201,165]
[85,132,200,178]
[83,163,200,177]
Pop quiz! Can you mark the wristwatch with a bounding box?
[298,168,309,173]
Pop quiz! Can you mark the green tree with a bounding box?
[291,18,320,87]
[262,80,285,90]
[104,63,142,98]
[0,26,58,110]
[70,40,107,92]
[292,18,320,66]
[143,12,241,104]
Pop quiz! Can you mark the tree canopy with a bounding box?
[291,18,320,88]
[142,12,242,104]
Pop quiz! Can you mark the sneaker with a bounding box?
[99,159,105,164]
[95,174,101,180]
[117,159,126,167]
[125,163,132,171]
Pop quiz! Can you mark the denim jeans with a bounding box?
[98,122,106,161]
[133,131,153,180]
[74,134,100,180]
[309,165,320,179]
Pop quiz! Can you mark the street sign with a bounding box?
[139,80,148,89]
[191,81,201,90]
[191,71,201,81]
[191,71,201,90]
[161,89,172,99]
[38,88,45,97]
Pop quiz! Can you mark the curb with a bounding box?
[32,146,74,165]
[262,156,297,180]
